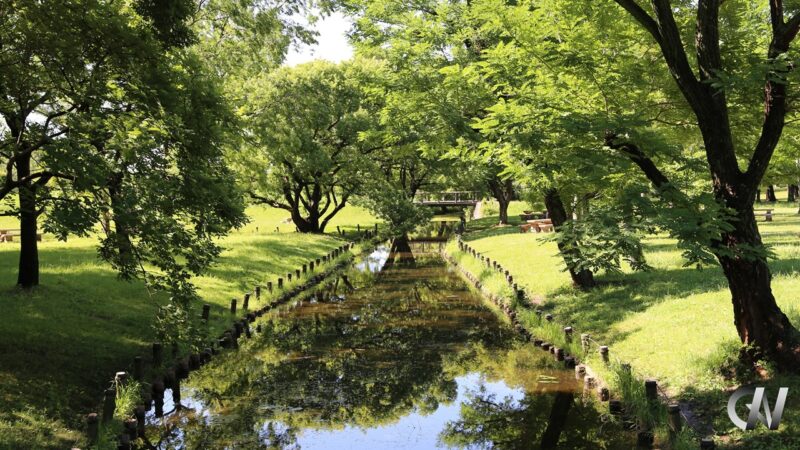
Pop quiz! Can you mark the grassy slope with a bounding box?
[0,205,378,449]
[456,199,800,449]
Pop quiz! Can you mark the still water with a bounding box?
[149,247,631,449]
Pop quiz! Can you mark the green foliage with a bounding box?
[113,380,143,421]
[356,183,432,238]
[239,60,386,232]
[551,207,652,275]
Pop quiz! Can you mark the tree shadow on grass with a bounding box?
[538,263,732,338]
[463,215,530,242]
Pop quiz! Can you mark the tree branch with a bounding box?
[612,0,662,44]
[605,132,672,188]
[248,191,291,210]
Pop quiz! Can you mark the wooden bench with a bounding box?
[0,229,43,242]
[754,209,773,222]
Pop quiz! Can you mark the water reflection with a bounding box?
[148,253,630,449]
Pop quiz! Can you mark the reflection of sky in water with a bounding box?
[291,373,522,450]
[355,245,389,272]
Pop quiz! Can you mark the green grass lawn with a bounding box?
[0,205,377,449]
[450,199,800,449]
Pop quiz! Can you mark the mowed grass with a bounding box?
[0,205,377,449]
[453,199,800,449]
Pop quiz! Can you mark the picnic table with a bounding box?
[754,208,773,222]
[520,219,554,233]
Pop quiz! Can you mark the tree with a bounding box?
[603,0,800,368]
[241,60,386,233]
[0,0,247,304]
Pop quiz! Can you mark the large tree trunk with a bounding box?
[543,188,596,289]
[716,195,799,367]
[766,185,777,202]
[107,172,138,277]
[488,176,513,225]
[291,207,322,233]
[789,184,798,202]
[16,154,39,288]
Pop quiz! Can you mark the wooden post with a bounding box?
[375,223,378,233]
[563,326,573,342]
[609,399,622,415]
[172,376,181,408]
[575,365,586,379]
[637,431,654,448]
[600,346,609,363]
[584,376,595,389]
[599,387,610,401]
[118,433,132,450]
[310,261,315,271]
[645,379,658,401]
[124,418,137,440]
[135,405,146,438]
[267,281,273,293]
[202,304,210,321]
[668,403,682,433]
[86,413,99,444]
[102,387,116,423]
[554,348,564,361]
[580,333,590,352]
[287,272,292,282]
[230,298,237,314]
[296,269,301,279]
[277,278,283,289]
[357,224,361,232]
[133,356,143,381]
[243,293,250,310]
[545,314,553,322]
[255,286,261,300]
[152,379,165,417]
[153,342,163,366]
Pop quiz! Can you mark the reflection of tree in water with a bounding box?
[161,258,516,449]
[383,234,416,268]
[440,388,628,449]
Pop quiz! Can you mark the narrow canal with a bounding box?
[148,245,632,449]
